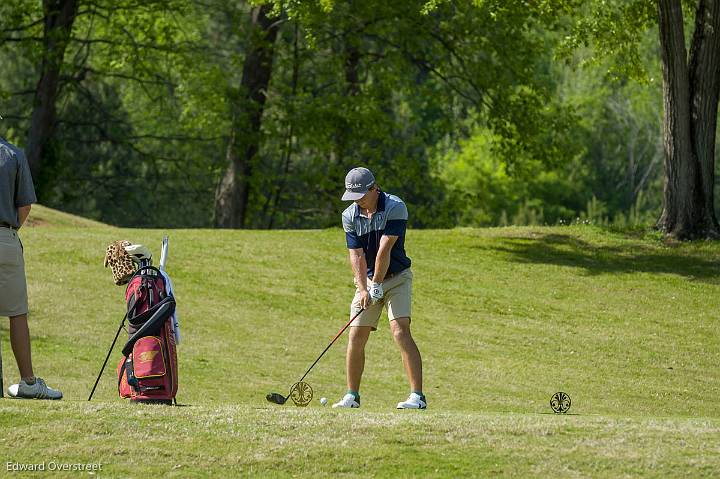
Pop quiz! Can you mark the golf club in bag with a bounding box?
[266,308,364,406]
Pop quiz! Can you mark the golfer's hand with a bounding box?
[359,289,371,309]
[368,282,384,304]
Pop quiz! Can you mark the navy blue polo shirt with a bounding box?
[342,191,411,278]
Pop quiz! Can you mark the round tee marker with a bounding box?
[550,392,571,414]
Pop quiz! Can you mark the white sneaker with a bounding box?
[8,378,63,400]
[397,392,426,409]
[332,393,360,408]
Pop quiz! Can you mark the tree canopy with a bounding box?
[1,0,717,235]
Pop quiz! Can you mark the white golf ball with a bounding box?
[320,397,328,406]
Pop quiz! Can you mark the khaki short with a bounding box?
[350,268,413,330]
[0,228,28,317]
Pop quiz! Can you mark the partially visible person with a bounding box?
[0,135,62,399]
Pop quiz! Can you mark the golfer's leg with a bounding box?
[390,318,422,392]
[346,326,371,391]
[9,314,34,379]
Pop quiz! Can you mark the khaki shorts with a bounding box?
[350,268,413,330]
[0,228,28,317]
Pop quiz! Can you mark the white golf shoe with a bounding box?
[332,393,360,408]
[8,378,63,400]
[397,392,426,409]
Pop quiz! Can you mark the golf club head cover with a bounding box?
[124,243,152,264]
[104,240,136,285]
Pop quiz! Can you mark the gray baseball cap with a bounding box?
[342,167,376,201]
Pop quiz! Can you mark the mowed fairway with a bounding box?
[1,206,719,477]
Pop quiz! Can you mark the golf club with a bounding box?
[266,308,365,406]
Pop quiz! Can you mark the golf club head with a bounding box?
[266,392,287,405]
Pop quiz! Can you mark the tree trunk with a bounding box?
[656,0,720,239]
[331,41,362,176]
[214,4,280,228]
[26,0,79,190]
[344,43,361,96]
[265,21,300,229]
[688,0,720,232]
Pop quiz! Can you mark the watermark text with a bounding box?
[7,462,103,473]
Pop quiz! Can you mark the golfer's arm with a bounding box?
[17,205,31,228]
[349,248,369,290]
[372,235,398,283]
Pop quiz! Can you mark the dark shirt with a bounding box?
[0,138,37,228]
[342,191,411,278]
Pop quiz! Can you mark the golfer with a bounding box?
[333,167,425,409]
[0,136,62,399]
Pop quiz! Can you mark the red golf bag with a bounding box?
[117,266,178,404]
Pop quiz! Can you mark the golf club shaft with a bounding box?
[88,313,127,401]
[296,308,364,385]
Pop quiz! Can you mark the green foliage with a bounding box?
[1,0,230,227]
[436,129,586,226]
[0,0,678,229]
[248,0,590,228]
[558,0,657,81]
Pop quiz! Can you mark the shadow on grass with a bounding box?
[475,233,720,283]
[537,412,582,416]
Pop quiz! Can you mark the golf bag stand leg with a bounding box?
[88,314,127,401]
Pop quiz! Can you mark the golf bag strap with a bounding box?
[126,289,140,320]
[121,299,175,357]
[127,294,138,317]
[128,294,173,327]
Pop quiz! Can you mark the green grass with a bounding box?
[1,205,720,477]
